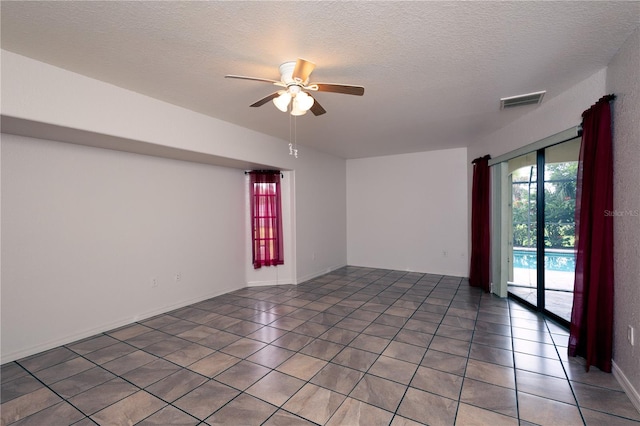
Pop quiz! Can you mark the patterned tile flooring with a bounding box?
[2,267,639,425]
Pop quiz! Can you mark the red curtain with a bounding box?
[249,171,284,269]
[568,95,615,372]
[470,155,491,292]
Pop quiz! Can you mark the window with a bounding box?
[249,171,284,269]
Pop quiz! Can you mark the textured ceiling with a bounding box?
[1,1,639,159]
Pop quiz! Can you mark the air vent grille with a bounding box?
[500,90,546,109]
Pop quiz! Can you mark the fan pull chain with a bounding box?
[293,115,298,158]
[287,107,298,158]
[288,110,294,156]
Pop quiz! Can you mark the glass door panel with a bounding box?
[508,153,538,307]
[543,140,579,322]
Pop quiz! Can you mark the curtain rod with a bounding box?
[244,170,284,178]
[488,125,581,166]
[581,94,616,118]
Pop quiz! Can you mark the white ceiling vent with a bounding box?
[500,90,546,109]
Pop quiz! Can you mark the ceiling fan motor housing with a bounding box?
[279,61,298,84]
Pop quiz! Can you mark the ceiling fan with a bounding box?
[225,58,364,116]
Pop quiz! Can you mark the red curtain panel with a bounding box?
[470,155,491,292]
[249,171,284,269]
[569,95,615,372]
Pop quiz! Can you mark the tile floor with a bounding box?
[2,267,639,425]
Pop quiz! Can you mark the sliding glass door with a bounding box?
[506,138,579,324]
[508,153,539,307]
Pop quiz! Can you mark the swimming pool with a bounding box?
[513,248,575,272]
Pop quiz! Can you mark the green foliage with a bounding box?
[511,162,577,249]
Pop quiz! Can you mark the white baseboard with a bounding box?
[612,360,640,414]
[1,284,243,364]
[295,263,347,284]
[246,279,294,287]
[245,264,348,287]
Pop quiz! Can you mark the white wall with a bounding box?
[296,154,347,281]
[1,50,348,362]
[606,26,640,410]
[347,148,468,276]
[0,49,348,283]
[1,134,246,362]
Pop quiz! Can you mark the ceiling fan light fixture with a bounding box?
[273,91,291,112]
[290,102,307,116]
[294,91,314,112]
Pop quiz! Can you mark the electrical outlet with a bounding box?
[442,251,448,257]
[628,325,635,346]
[151,278,158,288]
[175,273,181,282]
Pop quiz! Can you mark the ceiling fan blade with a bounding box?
[292,58,316,82]
[250,92,280,107]
[314,83,365,96]
[309,96,327,116]
[225,75,285,86]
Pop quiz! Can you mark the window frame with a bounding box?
[249,171,284,269]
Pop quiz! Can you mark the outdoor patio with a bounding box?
[508,268,574,322]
